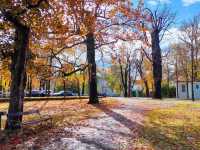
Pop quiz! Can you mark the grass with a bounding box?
[140,101,200,150]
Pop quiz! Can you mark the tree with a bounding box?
[135,51,150,97]
[171,44,190,99]
[111,42,137,97]
[0,0,50,130]
[62,0,133,103]
[180,14,200,101]
[143,7,175,99]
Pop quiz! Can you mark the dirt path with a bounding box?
[41,98,175,150]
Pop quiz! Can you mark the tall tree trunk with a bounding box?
[186,80,189,99]
[77,79,80,96]
[151,30,162,99]
[81,71,85,96]
[63,79,66,98]
[39,80,42,91]
[86,33,98,104]
[128,64,131,97]
[175,57,179,99]
[119,61,128,97]
[124,69,128,97]
[191,47,195,101]
[144,80,150,97]
[167,64,170,97]
[124,83,128,97]
[47,80,50,96]
[82,82,85,96]
[28,76,32,97]
[5,25,30,130]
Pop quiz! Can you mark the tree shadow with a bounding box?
[93,104,194,149]
[93,104,141,131]
[77,138,115,150]
[70,104,144,150]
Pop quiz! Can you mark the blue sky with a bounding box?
[131,0,200,47]
[98,0,200,67]
[132,0,200,26]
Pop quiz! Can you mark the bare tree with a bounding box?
[143,7,175,99]
[110,42,136,97]
[180,14,200,101]
[135,51,150,97]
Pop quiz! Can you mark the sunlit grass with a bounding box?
[140,101,200,150]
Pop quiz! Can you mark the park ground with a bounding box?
[0,98,200,150]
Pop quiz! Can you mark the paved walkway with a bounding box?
[41,98,174,150]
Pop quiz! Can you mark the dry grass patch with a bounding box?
[139,101,200,150]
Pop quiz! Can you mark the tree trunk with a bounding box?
[63,79,66,98]
[28,76,32,97]
[82,72,85,96]
[175,57,179,99]
[39,80,42,91]
[47,80,50,96]
[119,61,128,97]
[77,79,80,96]
[5,25,30,130]
[167,64,170,97]
[123,69,128,97]
[124,83,128,97]
[86,33,98,104]
[82,82,85,96]
[144,80,150,97]
[191,47,195,101]
[186,80,189,99]
[151,30,162,99]
[128,64,131,97]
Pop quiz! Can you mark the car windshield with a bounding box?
[57,91,64,94]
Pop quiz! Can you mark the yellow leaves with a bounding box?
[80,24,88,36]
[0,61,11,90]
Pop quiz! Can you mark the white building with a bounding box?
[176,81,200,99]
[98,79,116,96]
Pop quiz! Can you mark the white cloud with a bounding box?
[161,27,182,48]
[182,0,200,6]
[147,0,171,6]
[148,0,158,6]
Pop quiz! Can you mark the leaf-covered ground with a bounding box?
[0,98,121,150]
[0,98,200,150]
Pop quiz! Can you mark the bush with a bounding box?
[162,84,176,98]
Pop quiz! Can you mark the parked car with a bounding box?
[53,90,75,96]
[30,90,43,97]
[41,90,53,96]
[98,93,107,97]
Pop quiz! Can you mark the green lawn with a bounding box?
[140,102,200,150]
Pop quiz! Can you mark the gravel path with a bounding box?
[41,98,175,150]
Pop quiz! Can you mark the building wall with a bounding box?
[98,79,115,96]
[177,82,200,99]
